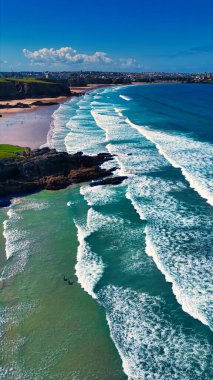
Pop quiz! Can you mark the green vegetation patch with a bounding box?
[0,144,29,159]
[0,77,54,84]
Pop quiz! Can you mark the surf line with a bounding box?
[126,118,213,207]
[119,95,132,101]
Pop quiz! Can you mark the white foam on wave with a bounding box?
[52,87,213,376]
[119,95,132,101]
[126,189,146,220]
[74,207,128,298]
[90,109,111,142]
[114,107,126,117]
[126,118,213,207]
[144,226,210,328]
[75,223,104,299]
[67,200,74,207]
[87,208,123,232]
[107,144,129,177]
[1,198,48,280]
[12,198,49,211]
[74,208,114,298]
[3,206,27,262]
[80,184,118,206]
[91,107,134,176]
[47,89,113,155]
[64,99,106,155]
[46,98,78,151]
[99,285,213,380]
[125,171,213,329]
[91,103,213,329]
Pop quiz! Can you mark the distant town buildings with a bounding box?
[1,70,213,85]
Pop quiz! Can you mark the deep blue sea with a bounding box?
[1,84,213,379]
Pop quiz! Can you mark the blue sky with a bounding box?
[1,0,213,72]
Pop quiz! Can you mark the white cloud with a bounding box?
[119,58,143,69]
[119,58,136,67]
[23,46,142,70]
[23,47,112,66]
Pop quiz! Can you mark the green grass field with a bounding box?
[0,77,53,84]
[0,144,29,159]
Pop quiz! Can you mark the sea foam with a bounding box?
[49,87,213,378]
[1,199,48,280]
[119,95,132,101]
[90,100,213,329]
[74,208,114,298]
[144,226,210,327]
[126,118,213,207]
[99,285,213,380]
[75,223,104,299]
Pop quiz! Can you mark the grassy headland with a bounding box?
[0,144,29,159]
[0,77,53,84]
[0,78,71,101]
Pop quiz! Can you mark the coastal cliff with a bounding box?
[0,79,71,100]
[0,148,126,206]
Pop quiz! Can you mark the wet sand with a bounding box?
[70,83,114,93]
[0,104,60,149]
[0,96,69,115]
[0,84,115,149]
[0,84,113,115]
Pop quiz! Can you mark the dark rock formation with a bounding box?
[0,148,117,206]
[0,103,31,109]
[0,199,11,208]
[0,81,71,101]
[0,100,59,110]
[90,176,128,187]
[30,100,58,106]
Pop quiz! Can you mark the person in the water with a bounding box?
[63,276,74,285]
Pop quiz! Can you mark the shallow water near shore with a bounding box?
[0,188,126,379]
[1,83,213,379]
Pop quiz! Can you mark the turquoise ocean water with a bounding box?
[0,84,213,379]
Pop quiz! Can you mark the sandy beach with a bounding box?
[0,84,114,149]
[0,96,69,115]
[0,84,113,115]
[70,83,114,93]
[0,104,60,149]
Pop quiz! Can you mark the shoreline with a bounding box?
[0,84,113,116]
[0,84,114,149]
[0,81,196,116]
[0,96,69,116]
[0,81,177,150]
[0,81,211,379]
[0,83,128,379]
[0,104,59,149]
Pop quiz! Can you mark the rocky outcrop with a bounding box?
[0,81,71,100]
[30,100,58,106]
[0,148,123,205]
[90,176,128,187]
[0,100,59,109]
[0,102,31,109]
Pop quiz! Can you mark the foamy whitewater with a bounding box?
[1,199,49,281]
[2,84,213,379]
